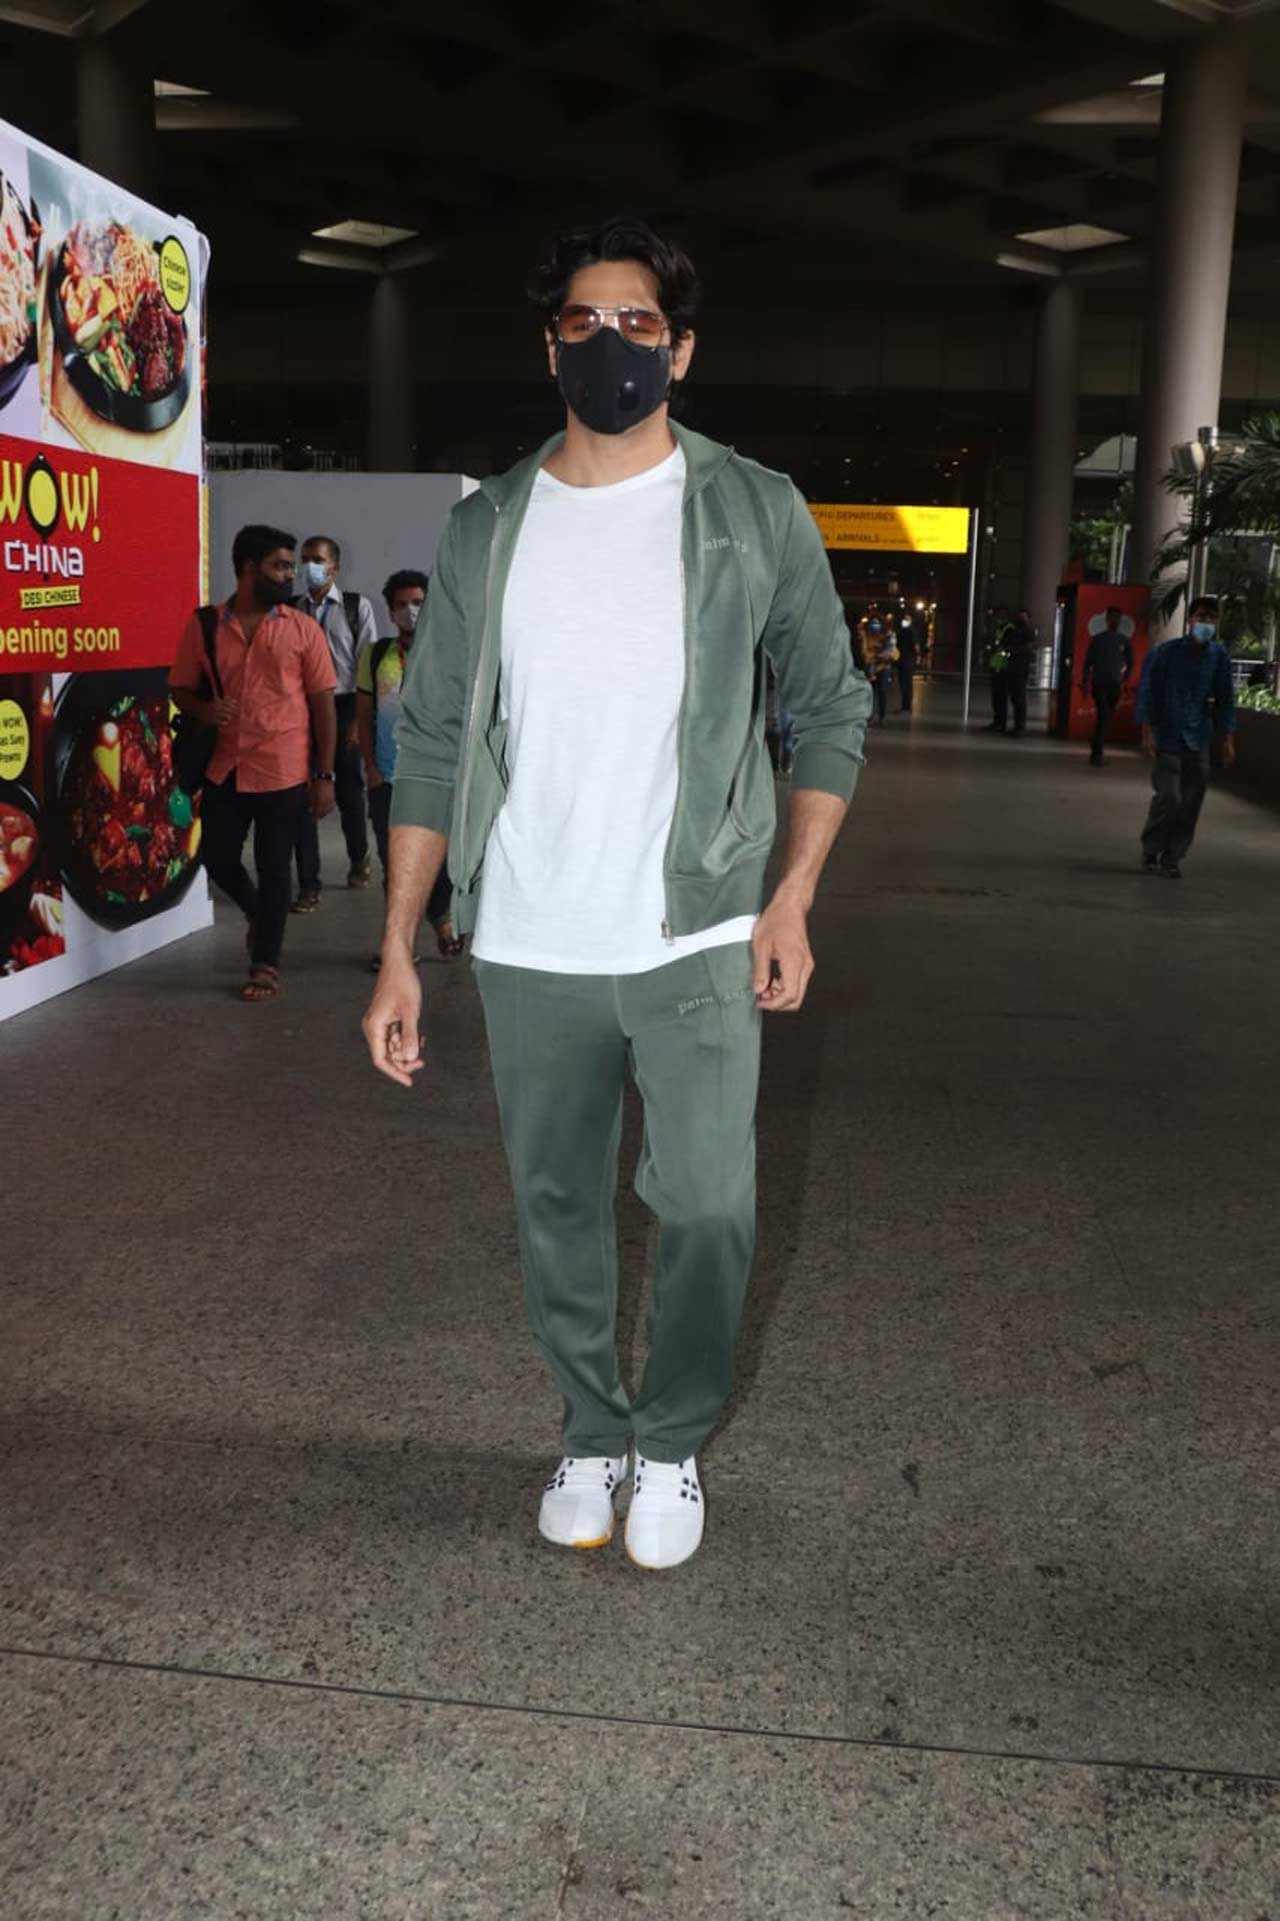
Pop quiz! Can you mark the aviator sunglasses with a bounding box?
[554,303,669,349]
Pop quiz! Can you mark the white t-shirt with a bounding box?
[471,445,757,974]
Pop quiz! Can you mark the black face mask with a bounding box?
[252,572,294,610]
[556,326,672,436]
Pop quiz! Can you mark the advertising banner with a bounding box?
[0,117,211,1021]
[1051,583,1152,745]
[810,502,972,554]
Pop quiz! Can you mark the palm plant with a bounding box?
[1151,412,1280,638]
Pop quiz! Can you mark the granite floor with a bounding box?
[3,682,1277,1919]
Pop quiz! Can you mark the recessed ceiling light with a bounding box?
[155,79,211,97]
[312,220,419,249]
[1130,72,1166,88]
[1015,223,1130,253]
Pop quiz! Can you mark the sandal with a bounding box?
[240,965,280,1002]
[434,920,465,959]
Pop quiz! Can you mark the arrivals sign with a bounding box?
[810,503,971,554]
[0,115,211,1021]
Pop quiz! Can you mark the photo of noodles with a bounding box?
[57,220,186,405]
[0,169,37,393]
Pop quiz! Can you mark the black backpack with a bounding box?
[171,604,223,794]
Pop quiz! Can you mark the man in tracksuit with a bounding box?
[363,217,870,1570]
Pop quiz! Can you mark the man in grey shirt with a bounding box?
[1081,605,1134,767]
[291,533,379,907]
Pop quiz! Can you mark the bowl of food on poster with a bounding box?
[0,777,49,957]
[53,669,204,929]
[0,168,40,410]
[48,219,190,433]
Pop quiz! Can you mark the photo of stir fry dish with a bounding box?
[0,170,37,392]
[61,692,201,917]
[57,221,185,408]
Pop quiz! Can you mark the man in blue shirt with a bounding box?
[1137,594,1236,878]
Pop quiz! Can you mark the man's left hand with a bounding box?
[310,778,337,820]
[1222,733,1237,769]
[752,893,814,1014]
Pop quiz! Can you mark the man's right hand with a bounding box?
[1141,724,1156,758]
[207,696,238,727]
[365,764,384,790]
[363,947,424,1087]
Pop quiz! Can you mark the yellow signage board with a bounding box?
[809,503,971,554]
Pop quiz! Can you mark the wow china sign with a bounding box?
[0,114,209,1020]
[0,443,199,672]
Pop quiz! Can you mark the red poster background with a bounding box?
[1061,583,1152,743]
[0,433,200,674]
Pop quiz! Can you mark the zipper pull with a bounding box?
[661,920,675,945]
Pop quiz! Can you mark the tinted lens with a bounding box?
[619,307,665,346]
[557,304,600,343]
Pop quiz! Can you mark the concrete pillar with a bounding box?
[76,30,157,199]
[368,275,415,472]
[1128,27,1247,592]
[1020,277,1080,649]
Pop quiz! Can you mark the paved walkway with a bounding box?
[4,684,1277,1918]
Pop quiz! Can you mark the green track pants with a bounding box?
[473,942,761,1465]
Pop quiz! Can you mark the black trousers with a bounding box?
[871,669,890,722]
[897,654,915,712]
[1090,681,1121,760]
[295,691,367,888]
[368,780,453,925]
[1141,748,1209,865]
[989,669,1009,730]
[1008,665,1029,734]
[201,775,308,969]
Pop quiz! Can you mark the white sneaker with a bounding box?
[625,1454,705,1570]
[538,1453,628,1550]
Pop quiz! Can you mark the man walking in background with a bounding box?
[363,216,869,1571]
[356,568,462,964]
[1006,608,1035,738]
[1139,594,1236,879]
[985,604,1012,732]
[170,524,337,1002]
[1081,604,1134,767]
[291,534,378,910]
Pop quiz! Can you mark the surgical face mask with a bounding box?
[302,559,331,592]
[394,602,421,637]
[1191,620,1216,643]
[556,326,672,436]
[869,622,882,634]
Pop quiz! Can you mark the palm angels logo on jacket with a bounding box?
[704,536,749,553]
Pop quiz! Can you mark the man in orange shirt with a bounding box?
[170,524,338,1002]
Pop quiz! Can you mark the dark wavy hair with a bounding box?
[383,568,429,611]
[528,216,700,344]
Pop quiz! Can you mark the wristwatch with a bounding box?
[312,770,335,782]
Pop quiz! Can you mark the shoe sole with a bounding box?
[623,1525,703,1572]
[538,1518,615,1551]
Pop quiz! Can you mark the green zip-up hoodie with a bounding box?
[390,421,871,939]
